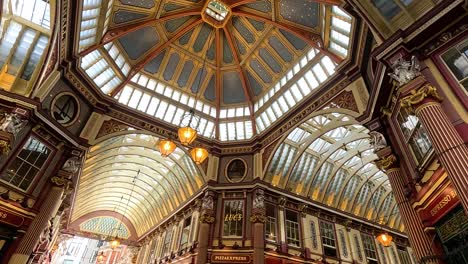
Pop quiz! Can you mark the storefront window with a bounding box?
[179,217,191,248]
[285,210,300,247]
[397,247,412,264]
[319,221,337,257]
[265,203,277,240]
[162,229,172,256]
[0,136,51,191]
[223,200,244,237]
[361,234,378,264]
[397,106,432,164]
[436,206,468,263]
[441,38,468,93]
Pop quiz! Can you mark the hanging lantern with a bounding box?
[178,126,197,145]
[190,147,209,164]
[97,252,105,263]
[110,237,120,250]
[158,139,176,157]
[376,232,393,247]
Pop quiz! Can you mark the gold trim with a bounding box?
[225,158,248,183]
[375,154,397,171]
[400,84,443,109]
[413,172,449,210]
[0,200,36,217]
[250,213,266,223]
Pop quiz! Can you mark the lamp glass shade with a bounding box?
[110,238,120,249]
[178,127,197,145]
[376,232,393,247]
[190,147,209,164]
[158,140,176,157]
[97,252,105,263]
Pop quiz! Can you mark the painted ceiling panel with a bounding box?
[120,0,155,9]
[222,31,233,63]
[280,29,308,50]
[269,35,293,62]
[113,10,149,24]
[144,50,166,74]
[118,26,159,60]
[232,17,255,44]
[163,53,180,81]
[164,3,184,12]
[204,75,216,101]
[193,24,212,53]
[259,48,281,73]
[223,71,245,104]
[279,0,320,28]
[165,17,192,33]
[244,1,272,13]
[247,18,265,31]
[250,59,272,83]
[177,60,194,87]
[246,70,263,96]
[191,67,208,93]
[179,29,194,46]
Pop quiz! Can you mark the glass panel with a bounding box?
[223,200,244,237]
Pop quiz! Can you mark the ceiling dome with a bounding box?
[76,0,353,141]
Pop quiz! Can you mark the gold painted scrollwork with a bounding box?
[50,176,71,188]
[250,213,266,223]
[400,84,443,108]
[375,154,397,171]
[0,140,11,155]
[199,214,215,224]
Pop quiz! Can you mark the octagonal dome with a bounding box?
[76,0,352,141]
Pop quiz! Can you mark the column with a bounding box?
[8,176,68,264]
[251,189,266,264]
[376,153,440,264]
[401,83,468,212]
[195,191,215,264]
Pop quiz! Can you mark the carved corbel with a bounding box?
[400,84,443,109]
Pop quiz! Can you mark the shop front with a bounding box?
[0,203,31,260]
[435,205,468,263]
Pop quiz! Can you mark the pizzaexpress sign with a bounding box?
[211,254,251,263]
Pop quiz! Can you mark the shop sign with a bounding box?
[224,213,243,222]
[0,206,25,227]
[418,185,459,225]
[436,209,468,242]
[211,254,251,263]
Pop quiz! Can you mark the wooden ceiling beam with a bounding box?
[232,10,344,64]
[225,0,257,8]
[109,19,204,97]
[79,8,203,56]
[307,0,342,5]
[223,26,257,135]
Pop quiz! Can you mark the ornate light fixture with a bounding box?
[190,147,209,164]
[97,251,105,262]
[158,139,176,157]
[110,238,121,249]
[376,232,393,247]
[178,110,198,145]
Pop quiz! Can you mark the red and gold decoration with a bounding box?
[97,251,105,263]
[110,237,120,250]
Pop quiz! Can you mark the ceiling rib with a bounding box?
[225,0,258,8]
[306,0,343,5]
[79,8,203,56]
[232,10,344,64]
[110,19,204,97]
[215,28,221,139]
[223,26,257,135]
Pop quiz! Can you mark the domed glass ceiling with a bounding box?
[76,0,352,141]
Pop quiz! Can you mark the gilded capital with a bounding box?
[400,84,443,109]
[375,154,398,171]
[199,214,215,224]
[250,213,266,223]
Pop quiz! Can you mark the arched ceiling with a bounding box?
[76,0,353,141]
[265,110,404,231]
[71,133,205,237]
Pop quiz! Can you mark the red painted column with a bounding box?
[376,153,441,264]
[251,189,266,264]
[7,177,67,264]
[195,191,215,264]
[401,84,468,213]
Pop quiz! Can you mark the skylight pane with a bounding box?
[312,64,327,83]
[236,122,244,139]
[164,105,177,123]
[290,84,303,100]
[332,17,351,33]
[321,57,336,75]
[128,89,142,108]
[227,123,236,140]
[137,93,151,112]
[155,101,168,118]
[220,123,227,141]
[220,109,227,118]
[146,98,160,116]
[117,86,132,104]
[297,77,311,94]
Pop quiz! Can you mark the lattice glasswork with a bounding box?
[80,217,130,239]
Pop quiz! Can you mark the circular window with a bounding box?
[226,159,247,183]
[51,93,79,126]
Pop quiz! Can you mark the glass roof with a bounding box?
[75,0,353,141]
[71,133,205,237]
[0,0,51,94]
[265,111,403,231]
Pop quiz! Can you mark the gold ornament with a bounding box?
[401,84,443,109]
[375,154,397,171]
[199,214,215,224]
[250,213,266,223]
